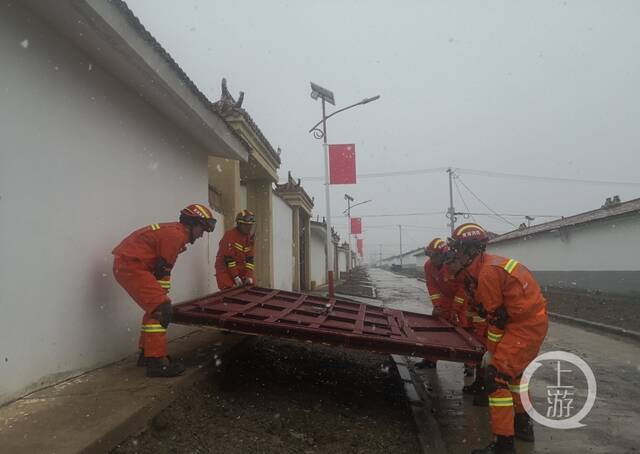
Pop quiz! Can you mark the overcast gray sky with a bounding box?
[128,0,640,259]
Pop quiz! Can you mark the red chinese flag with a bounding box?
[356,238,364,257]
[329,144,356,184]
[350,217,362,235]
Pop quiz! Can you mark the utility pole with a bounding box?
[399,224,403,268]
[446,168,457,236]
[345,194,353,280]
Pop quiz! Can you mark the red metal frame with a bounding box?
[173,287,484,363]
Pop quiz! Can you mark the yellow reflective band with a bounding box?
[244,247,251,252]
[509,383,529,393]
[245,263,255,269]
[503,259,519,274]
[150,223,160,231]
[472,316,486,323]
[487,331,503,342]
[233,243,244,251]
[431,293,441,300]
[489,397,513,407]
[456,223,485,235]
[433,239,445,249]
[454,297,465,304]
[194,204,210,219]
[140,324,166,333]
[228,262,237,268]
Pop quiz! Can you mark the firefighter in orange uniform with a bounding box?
[449,223,548,454]
[417,238,458,368]
[112,204,217,378]
[215,210,256,289]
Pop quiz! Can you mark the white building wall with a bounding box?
[0,6,221,404]
[239,184,248,209]
[272,193,293,291]
[488,214,640,293]
[310,226,327,288]
[338,249,348,275]
[415,254,427,274]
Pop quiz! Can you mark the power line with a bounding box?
[453,175,478,224]
[456,177,518,228]
[457,168,640,186]
[298,167,447,182]
[332,211,561,219]
[296,166,640,186]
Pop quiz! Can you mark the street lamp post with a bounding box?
[309,82,379,294]
[343,195,372,280]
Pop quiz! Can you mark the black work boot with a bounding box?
[471,435,516,454]
[146,357,186,378]
[463,378,484,395]
[514,412,535,442]
[136,349,147,367]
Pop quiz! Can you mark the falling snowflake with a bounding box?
[148,162,159,171]
[216,164,222,172]
[20,39,29,49]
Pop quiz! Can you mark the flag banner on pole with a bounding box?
[351,217,362,235]
[356,238,364,257]
[329,144,356,184]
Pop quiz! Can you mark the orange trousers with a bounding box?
[488,313,548,436]
[113,256,169,358]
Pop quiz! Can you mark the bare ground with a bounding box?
[111,338,420,454]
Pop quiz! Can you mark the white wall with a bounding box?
[0,5,219,404]
[338,249,348,275]
[272,193,293,291]
[310,225,327,288]
[239,184,248,209]
[488,214,640,293]
[415,254,427,273]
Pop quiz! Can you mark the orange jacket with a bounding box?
[424,260,457,314]
[466,253,547,354]
[112,222,190,291]
[215,228,255,279]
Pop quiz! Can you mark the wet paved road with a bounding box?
[369,267,640,454]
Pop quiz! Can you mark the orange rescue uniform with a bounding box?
[215,227,255,289]
[112,222,189,358]
[424,260,458,323]
[469,253,548,437]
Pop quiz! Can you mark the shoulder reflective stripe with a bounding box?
[228,262,237,268]
[454,296,465,304]
[233,243,244,251]
[487,331,503,342]
[503,258,519,274]
[245,263,255,269]
[430,294,441,300]
[150,223,160,231]
[244,246,251,252]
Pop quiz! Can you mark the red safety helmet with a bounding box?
[450,223,489,251]
[180,204,217,232]
[425,238,448,257]
[236,209,256,225]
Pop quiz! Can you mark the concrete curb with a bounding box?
[90,333,254,453]
[548,312,640,342]
[390,354,447,454]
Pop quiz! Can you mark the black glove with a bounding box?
[153,302,173,329]
[493,306,509,329]
[484,365,498,394]
[153,257,172,279]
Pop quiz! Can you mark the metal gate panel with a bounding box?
[173,287,484,362]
